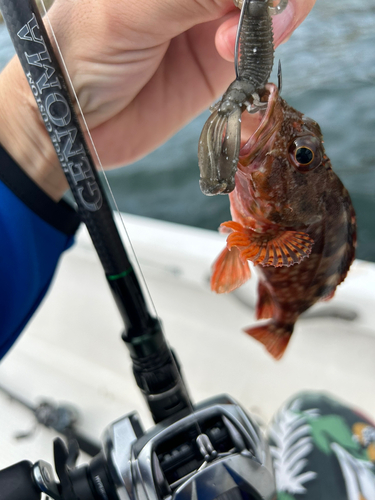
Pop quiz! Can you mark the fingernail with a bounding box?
[272,0,295,46]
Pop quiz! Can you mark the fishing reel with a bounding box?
[0,395,276,500]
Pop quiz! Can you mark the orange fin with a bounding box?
[211,246,251,294]
[244,321,294,360]
[225,226,314,267]
[219,221,244,235]
[256,282,275,320]
[220,221,244,232]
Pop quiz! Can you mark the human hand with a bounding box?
[0,0,316,200]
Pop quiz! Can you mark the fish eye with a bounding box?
[295,146,314,165]
[289,135,323,172]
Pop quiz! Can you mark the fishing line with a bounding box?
[39,0,203,433]
[234,0,249,79]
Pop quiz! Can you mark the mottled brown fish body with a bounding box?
[211,84,356,359]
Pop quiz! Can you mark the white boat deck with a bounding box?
[0,214,374,469]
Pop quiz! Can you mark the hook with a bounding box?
[277,60,282,93]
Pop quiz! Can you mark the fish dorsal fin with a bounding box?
[211,246,251,294]
[221,221,314,267]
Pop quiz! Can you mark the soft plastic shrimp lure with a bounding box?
[198,0,287,196]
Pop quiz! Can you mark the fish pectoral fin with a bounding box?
[220,222,314,267]
[223,221,254,249]
[211,246,251,294]
[220,221,244,232]
[244,321,294,360]
[229,228,314,267]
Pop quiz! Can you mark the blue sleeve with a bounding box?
[0,146,80,360]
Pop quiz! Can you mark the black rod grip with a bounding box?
[0,461,40,500]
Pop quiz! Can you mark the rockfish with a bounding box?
[211,83,357,359]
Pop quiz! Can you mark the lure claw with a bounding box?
[249,93,268,114]
[198,105,241,195]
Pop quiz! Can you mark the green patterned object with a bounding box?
[268,392,375,500]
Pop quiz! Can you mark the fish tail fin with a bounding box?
[244,321,294,360]
[256,281,275,319]
[211,246,251,294]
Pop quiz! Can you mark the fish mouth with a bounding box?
[238,83,280,169]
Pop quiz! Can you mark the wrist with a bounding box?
[0,57,68,201]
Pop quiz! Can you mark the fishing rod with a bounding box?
[0,0,191,426]
[0,1,277,499]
